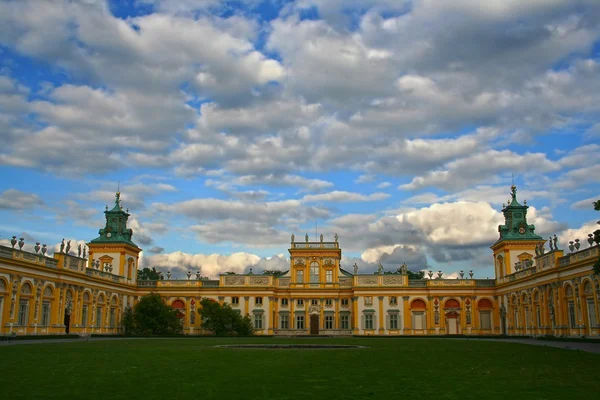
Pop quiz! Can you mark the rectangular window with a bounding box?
[513,309,518,328]
[280,314,289,329]
[341,298,349,307]
[311,299,318,306]
[341,315,349,330]
[536,306,541,328]
[297,299,304,307]
[254,314,263,329]
[231,296,239,305]
[325,315,334,329]
[389,296,397,306]
[255,297,263,306]
[110,308,116,328]
[310,264,319,283]
[42,301,50,326]
[18,301,28,326]
[568,301,576,328]
[296,270,304,283]
[296,315,305,330]
[524,307,530,329]
[281,298,288,307]
[81,305,88,327]
[326,270,333,283]
[364,314,374,330]
[480,311,491,330]
[96,307,102,328]
[588,300,597,327]
[389,314,398,329]
[364,296,373,306]
[325,299,333,307]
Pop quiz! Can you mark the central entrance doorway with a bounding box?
[310,314,319,335]
[446,311,459,335]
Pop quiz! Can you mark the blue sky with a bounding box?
[0,0,599,279]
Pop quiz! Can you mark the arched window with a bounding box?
[310,262,319,283]
[444,299,460,309]
[565,285,573,298]
[411,299,426,309]
[477,299,493,309]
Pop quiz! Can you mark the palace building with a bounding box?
[1,187,599,337]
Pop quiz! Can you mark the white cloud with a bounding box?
[302,191,389,203]
[0,189,43,210]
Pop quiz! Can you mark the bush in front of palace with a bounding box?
[198,298,254,336]
[122,293,183,335]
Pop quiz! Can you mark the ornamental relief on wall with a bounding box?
[340,278,352,287]
[249,276,269,285]
[278,278,290,287]
[224,276,245,286]
[358,276,378,285]
[383,276,404,285]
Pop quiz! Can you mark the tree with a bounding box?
[594,199,600,211]
[198,298,254,336]
[407,270,426,280]
[137,267,161,281]
[130,293,182,335]
[262,269,285,276]
[121,305,135,335]
[381,267,425,280]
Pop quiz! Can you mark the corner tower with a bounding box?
[490,185,544,279]
[87,191,141,284]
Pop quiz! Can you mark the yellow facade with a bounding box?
[1,191,599,337]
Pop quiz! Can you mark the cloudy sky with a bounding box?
[0,0,599,279]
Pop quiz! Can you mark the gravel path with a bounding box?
[2,336,600,354]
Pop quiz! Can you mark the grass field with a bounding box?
[1,337,599,400]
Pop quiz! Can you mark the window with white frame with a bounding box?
[297,299,304,307]
[364,314,374,330]
[41,301,50,326]
[325,315,334,329]
[311,299,318,306]
[280,314,289,329]
[568,301,576,328]
[310,262,319,283]
[81,305,88,327]
[364,296,373,306]
[389,314,398,329]
[326,270,333,283]
[296,315,305,329]
[231,296,239,305]
[587,300,597,327]
[281,298,288,307]
[325,299,333,307]
[255,297,263,306]
[296,270,304,283]
[254,314,263,329]
[341,298,349,307]
[341,315,349,329]
[18,301,28,326]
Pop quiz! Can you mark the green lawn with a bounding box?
[1,337,598,400]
